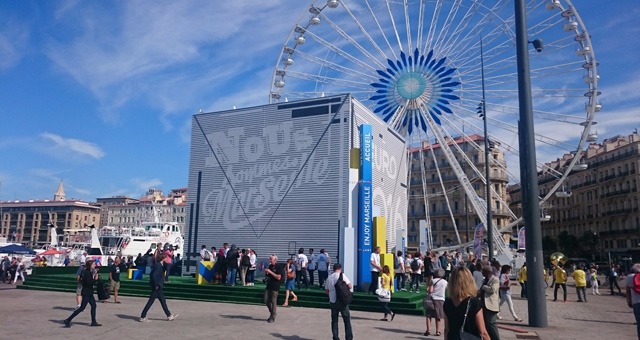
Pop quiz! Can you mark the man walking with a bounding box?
[479,266,501,340]
[608,264,622,295]
[368,246,382,294]
[264,254,285,323]
[325,263,353,340]
[64,260,101,327]
[139,254,177,322]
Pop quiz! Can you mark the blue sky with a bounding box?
[1,1,639,202]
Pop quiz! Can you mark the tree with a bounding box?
[557,231,579,257]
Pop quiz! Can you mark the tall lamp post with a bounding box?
[515,0,548,327]
[477,39,493,259]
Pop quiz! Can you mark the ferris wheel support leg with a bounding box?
[515,0,548,328]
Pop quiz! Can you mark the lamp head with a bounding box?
[532,39,544,53]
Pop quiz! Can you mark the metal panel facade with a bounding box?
[185,95,407,272]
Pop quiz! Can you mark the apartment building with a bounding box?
[0,181,100,247]
[408,134,512,248]
[509,131,640,260]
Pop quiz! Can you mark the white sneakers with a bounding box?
[139,314,178,322]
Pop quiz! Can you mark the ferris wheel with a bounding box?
[269,0,599,253]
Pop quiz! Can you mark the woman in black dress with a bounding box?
[64,260,101,327]
[443,267,490,340]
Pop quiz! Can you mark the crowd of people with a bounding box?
[0,255,27,284]
[23,242,635,339]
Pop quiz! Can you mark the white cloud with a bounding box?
[0,16,30,71]
[131,178,163,193]
[44,1,308,128]
[40,132,105,159]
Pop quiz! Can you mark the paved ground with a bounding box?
[0,279,636,340]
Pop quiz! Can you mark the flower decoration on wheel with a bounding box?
[370,48,460,135]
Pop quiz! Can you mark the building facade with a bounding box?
[0,182,100,247]
[408,134,511,248]
[185,95,408,276]
[96,188,187,228]
[508,131,640,260]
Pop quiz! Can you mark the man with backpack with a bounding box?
[325,263,353,340]
[409,252,423,292]
[626,263,640,338]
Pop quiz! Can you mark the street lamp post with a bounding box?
[478,39,494,259]
[515,0,548,327]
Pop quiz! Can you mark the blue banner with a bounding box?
[357,124,373,288]
[359,124,372,181]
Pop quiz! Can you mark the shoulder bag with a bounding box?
[423,279,439,311]
[460,298,481,340]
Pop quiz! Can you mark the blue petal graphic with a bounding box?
[370,49,460,135]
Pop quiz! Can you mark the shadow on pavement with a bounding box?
[269,333,315,340]
[115,314,142,321]
[53,306,77,311]
[351,315,380,321]
[220,314,263,321]
[565,317,634,325]
[373,326,425,336]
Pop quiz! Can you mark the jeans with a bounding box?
[330,302,353,340]
[319,270,329,287]
[410,273,421,291]
[576,286,587,301]
[499,289,518,319]
[264,290,279,319]
[381,301,392,317]
[141,287,171,318]
[395,272,406,290]
[554,283,567,301]
[296,269,309,289]
[520,281,527,298]
[609,278,621,294]
[227,268,237,286]
[308,269,316,286]
[67,293,97,323]
[247,269,255,283]
[483,309,500,340]
[369,271,380,294]
[633,303,640,338]
[240,266,249,284]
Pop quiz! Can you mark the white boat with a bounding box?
[98,222,184,258]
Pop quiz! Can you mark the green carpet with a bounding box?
[19,271,427,315]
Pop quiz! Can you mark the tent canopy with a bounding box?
[0,244,36,255]
[40,248,65,256]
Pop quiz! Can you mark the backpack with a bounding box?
[633,273,640,295]
[394,255,401,270]
[411,258,420,271]
[335,273,353,307]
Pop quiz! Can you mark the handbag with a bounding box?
[377,288,391,302]
[460,298,481,340]
[423,279,440,311]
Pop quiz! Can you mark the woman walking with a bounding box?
[443,267,490,340]
[282,259,298,307]
[379,265,395,321]
[424,268,447,336]
[498,265,522,321]
[64,260,101,327]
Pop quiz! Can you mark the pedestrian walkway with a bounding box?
[0,279,636,339]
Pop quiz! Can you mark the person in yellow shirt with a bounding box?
[553,263,568,302]
[518,264,527,298]
[572,265,587,302]
[379,265,395,321]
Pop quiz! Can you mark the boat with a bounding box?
[98,221,184,259]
